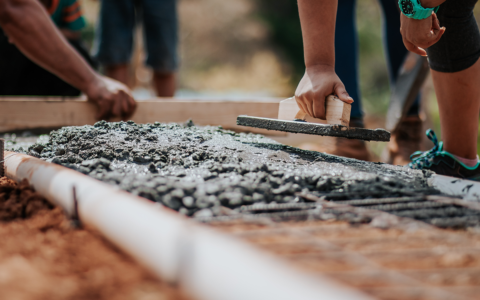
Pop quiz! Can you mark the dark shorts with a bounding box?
[93,0,178,72]
[0,29,96,96]
[426,0,480,73]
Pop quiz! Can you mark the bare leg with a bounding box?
[105,64,130,87]
[153,71,176,97]
[431,58,480,159]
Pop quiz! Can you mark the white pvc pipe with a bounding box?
[4,151,372,300]
[429,174,480,202]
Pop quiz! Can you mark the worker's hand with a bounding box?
[295,65,353,120]
[85,76,137,121]
[400,12,445,56]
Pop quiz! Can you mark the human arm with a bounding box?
[400,0,446,56]
[0,0,136,120]
[295,0,353,120]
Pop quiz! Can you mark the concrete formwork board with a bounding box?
[0,96,283,135]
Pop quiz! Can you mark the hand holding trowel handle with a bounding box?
[237,1,390,142]
[238,66,389,141]
[292,65,353,127]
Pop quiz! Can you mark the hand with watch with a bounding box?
[398,0,446,56]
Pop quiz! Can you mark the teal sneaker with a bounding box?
[409,129,480,181]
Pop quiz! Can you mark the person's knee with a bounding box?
[153,71,175,79]
[105,64,129,72]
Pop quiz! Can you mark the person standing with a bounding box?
[93,0,179,97]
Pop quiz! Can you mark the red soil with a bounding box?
[0,177,186,300]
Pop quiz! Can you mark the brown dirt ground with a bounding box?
[0,177,187,300]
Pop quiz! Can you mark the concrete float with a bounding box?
[2,151,372,300]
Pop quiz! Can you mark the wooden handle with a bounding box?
[294,110,307,120]
[325,95,351,126]
[278,95,351,126]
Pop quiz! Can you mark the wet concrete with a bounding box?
[15,121,438,218]
[1,133,49,152]
[237,115,391,141]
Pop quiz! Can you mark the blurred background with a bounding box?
[80,0,480,158]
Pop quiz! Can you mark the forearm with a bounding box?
[420,0,446,8]
[297,0,337,69]
[0,0,99,93]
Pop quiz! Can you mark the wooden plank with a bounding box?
[0,96,284,135]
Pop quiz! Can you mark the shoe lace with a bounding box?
[408,129,443,169]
